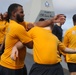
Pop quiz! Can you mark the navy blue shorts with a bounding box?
[0,65,27,75]
[29,63,64,75]
[67,63,76,72]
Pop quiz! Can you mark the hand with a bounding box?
[52,14,64,23]
[26,23,34,31]
[10,46,18,61]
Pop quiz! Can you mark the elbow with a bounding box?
[28,45,33,49]
[25,41,33,49]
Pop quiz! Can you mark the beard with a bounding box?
[16,14,24,22]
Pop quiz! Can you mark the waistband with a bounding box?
[35,62,60,66]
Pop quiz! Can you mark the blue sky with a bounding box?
[0,0,76,34]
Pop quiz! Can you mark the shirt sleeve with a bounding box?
[15,25,32,44]
[58,39,66,51]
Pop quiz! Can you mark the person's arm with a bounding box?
[63,48,76,53]
[10,41,33,61]
[10,41,25,61]
[25,14,62,31]
[34,18,53,27]
[24,40,33,49]
[58,39,76,53]
[34,14,61,27]
[13,41,33,49]
[13,41,25,50]
[10,46,19,61]
[26,23,34,31]
[0,44,4,54]
[0,37,5,55]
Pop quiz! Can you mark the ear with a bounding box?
[12,11,16,17]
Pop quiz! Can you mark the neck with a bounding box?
[56,23,61,26]
[11,17,19,23]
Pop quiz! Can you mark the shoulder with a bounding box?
[64,27,74,36]
[28,26,38,31]
[66,27,74,33]
[11,21,26,31]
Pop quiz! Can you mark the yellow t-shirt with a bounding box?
[28,26,66,64]
[0,20,8,44]
[63,26,76,63]
[0,20,32,69]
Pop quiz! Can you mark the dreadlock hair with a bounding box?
[7,3,22,21]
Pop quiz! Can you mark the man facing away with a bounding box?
[63,14,76,75]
